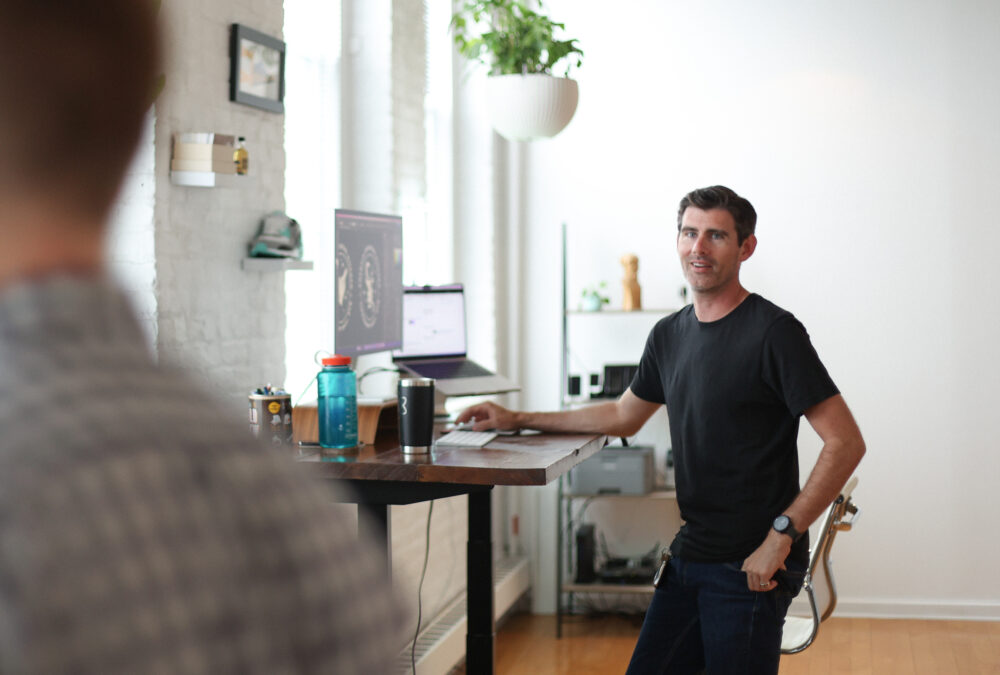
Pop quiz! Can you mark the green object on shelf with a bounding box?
[580,281,610,311]
[248,211,302,259]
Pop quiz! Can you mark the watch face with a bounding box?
[774,515,790,532]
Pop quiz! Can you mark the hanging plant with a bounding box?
[450,0,583,77]
[450,1,584,141]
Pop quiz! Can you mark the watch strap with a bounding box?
[774,514,802,542]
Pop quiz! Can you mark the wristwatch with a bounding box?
[772,514,802,542]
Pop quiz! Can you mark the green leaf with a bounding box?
[450,0,583,76]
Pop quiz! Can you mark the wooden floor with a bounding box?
[456,612,1000,674]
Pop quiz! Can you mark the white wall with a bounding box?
[155,0,288,416]
[130,0,472,644]
[122,0,1000,634]
[518,0,1000,619]
[106,112,157,350]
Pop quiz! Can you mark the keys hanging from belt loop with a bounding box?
[653,549,672,589]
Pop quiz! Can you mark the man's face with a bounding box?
[677,207,756,294]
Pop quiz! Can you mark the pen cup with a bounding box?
[397,378,435,454]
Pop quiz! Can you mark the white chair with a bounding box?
[780,476,861,654]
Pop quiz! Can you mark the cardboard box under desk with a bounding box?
[292,401,398,446]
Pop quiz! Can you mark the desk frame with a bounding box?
[334,479,497,672]
[300,432,606,674]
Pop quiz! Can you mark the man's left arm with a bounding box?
[741,394,866,591]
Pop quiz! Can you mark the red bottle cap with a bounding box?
[321,355,351,366]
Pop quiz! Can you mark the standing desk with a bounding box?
[296,430,606,675]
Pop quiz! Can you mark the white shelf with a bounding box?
[170,170,244,187]
[241,258,313,272]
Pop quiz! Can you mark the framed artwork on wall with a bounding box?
[229,23,285,113]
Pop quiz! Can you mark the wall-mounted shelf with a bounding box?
[170,170,244,188]
[241,258,313,272]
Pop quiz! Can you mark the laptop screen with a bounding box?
[393,285,467,359]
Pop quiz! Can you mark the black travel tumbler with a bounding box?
[397,378,435,454]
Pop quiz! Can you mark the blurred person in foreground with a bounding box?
[0,2,407,672]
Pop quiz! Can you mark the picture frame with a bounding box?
[229,23,285,113]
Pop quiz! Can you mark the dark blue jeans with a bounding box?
[624,557,806,675]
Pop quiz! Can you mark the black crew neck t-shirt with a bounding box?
[629,294,839,565]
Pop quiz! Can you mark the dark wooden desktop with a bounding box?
[292,404,606,675]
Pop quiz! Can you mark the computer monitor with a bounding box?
[333,209,404,357]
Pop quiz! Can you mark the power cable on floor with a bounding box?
[412,500,434,674]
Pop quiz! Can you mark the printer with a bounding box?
[567,446,654,495]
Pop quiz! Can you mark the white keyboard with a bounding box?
[435,430,498,447]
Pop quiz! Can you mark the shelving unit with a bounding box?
[560,223,679,405]
[556,223,681,637]
[556,481,678,637]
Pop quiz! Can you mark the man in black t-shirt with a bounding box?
[457,186,865,674]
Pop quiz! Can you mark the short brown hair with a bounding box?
[0,0,161,219]
[677,185,757,244]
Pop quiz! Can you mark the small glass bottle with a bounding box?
[234,136,248,175]
[317,355,358,449]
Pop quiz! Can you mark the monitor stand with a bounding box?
[358,400,398,445]
[292,399,398,447]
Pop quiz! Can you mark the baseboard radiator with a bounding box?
[394,555,531,675]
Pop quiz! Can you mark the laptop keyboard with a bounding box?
[407,360,493,379]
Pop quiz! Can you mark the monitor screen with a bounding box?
[394,285,467,359]
[334,209,404,357]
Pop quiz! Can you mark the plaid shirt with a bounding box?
[0,277,407,673]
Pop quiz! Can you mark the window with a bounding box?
[284,0,454,398]
[283,0,342,398]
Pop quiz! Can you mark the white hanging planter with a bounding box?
[485,74,579,142]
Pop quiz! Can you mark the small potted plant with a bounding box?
[451,0,583,141]
[580,282,610,312]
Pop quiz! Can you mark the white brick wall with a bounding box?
[105,0,478,655]
[106,111,157,351]
[155,0,287,416]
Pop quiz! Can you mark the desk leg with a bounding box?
[556,475,564,638]
[466,489,495,674]
[359,503,392,581]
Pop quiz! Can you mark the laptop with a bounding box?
[392,285,519,397]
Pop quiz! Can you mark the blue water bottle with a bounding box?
[317,355,358,449]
